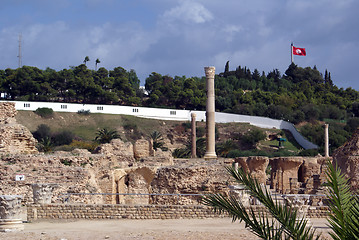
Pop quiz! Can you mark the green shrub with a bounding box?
[77,109,90,115]
[35,107,54,118]
[241,129,266,148]
[52,130,75,146]
[32,124,52,141]
[298,148,319,156]
[123,122,138,131]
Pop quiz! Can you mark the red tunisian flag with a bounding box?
[292,46,306,56]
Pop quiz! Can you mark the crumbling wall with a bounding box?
[0,102,38,154]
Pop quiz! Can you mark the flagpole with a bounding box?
[291,42,293,64]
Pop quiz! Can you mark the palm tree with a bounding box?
[95,58,101,70]
[202,161,359,239]
[94,128,120,144]
[150,131,166,151]
[83,56,90,66]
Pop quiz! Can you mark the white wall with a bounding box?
[2,100,318,149]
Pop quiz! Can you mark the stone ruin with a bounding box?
[0,102,38,154]
[235,156,328,195]
[1,101,359,214]
[332,128,359,191]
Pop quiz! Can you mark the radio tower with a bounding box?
[17,34,22,68]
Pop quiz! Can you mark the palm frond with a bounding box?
[325,160,359,240]
[203,166,319,240]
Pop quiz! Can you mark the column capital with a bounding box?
[204,66,215,78]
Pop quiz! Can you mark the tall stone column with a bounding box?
[0,195,24,232]
[324,124,329,157]
[191,112,197,158]
[204,66,217,160]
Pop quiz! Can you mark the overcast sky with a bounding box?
[0,0,358,89]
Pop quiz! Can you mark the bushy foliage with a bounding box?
[77,109,90,115]
[52,130,75,146]
[32,124,52,141]
[35,107,54,118]
[241,129,266,148]
[2,62,359,154]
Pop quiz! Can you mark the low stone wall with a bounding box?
[27,204,330,221]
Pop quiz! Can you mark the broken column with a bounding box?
[325,124,329,157]
[191,112,197,158]
[235,156,269,184]
[0,195,24,232]
[270,157,303,193]
[32,183,58,204]
[204,66,217,160]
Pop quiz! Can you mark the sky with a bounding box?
[0,0,358,89]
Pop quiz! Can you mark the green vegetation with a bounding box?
[202,161,359,239]
[150,131,167,151]
[5,61,359,154]
[34,107,54,118]
[94,128,121,144]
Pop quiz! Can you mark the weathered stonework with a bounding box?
[32,183,58,204]
[270,157,304,194]
[235,156,269,184]
[134,138,154,159]
[0,102,38,154]
[0,195,24,232]
[333,129,359,190]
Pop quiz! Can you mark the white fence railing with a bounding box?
[2,100,318,149]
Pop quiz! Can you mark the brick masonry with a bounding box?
[26,204,329,221]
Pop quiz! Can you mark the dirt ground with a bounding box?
[0,218,331,240]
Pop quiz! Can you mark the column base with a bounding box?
[0,219,24,232]
[204,152,217,160]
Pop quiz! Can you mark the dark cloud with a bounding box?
[0,0,358,89]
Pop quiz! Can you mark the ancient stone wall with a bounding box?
[0,102,38,154]
[0,102,17,123]
[333,129,359,190]
[26,204,329,221]
[150,159,229,205]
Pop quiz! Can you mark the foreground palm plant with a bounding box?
[203,161,359,240]
[324,161,359,240]
[202,166,319,239]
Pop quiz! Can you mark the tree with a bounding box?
[94,128,120,144]
[150,131,167,151]
[83,56,90,66]
[224,61,229,73]
[95,58,101,70]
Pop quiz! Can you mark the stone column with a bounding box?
[191,112,197,158]
[204,66,217,160]
[324,124,329,157]
[0,195,24,232]
[32,183,57,204]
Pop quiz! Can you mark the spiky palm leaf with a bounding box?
[94,128,120,144]
[325,160,359,240]
[202,166,319,240]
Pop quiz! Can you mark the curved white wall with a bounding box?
[2,100,318,149]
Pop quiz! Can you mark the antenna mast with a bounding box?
[18,34,22,68]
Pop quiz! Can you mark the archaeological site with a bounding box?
[0,94,358,231]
